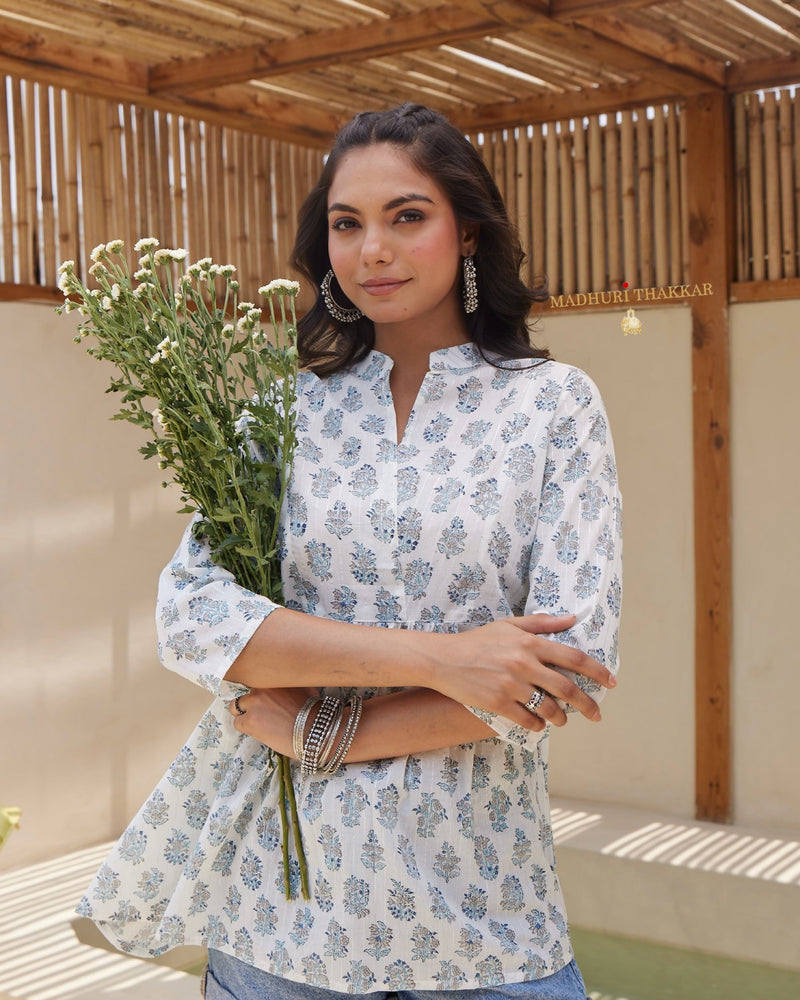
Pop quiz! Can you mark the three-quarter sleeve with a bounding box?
[524,367,622,704]
[155,516,281,698]
[465,365,622,746]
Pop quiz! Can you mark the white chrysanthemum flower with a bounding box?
[222,324,234,336]
[134,268,152,281]
[218,264,236,277]
[247,308,261,321]
[101,296,113,311]
[90,243,106,262]
[58,259,75,274]
[154,249,173,265]
[88,262,106,277]
[156,337,172,354]
[149,352,162,365]
[111,283,121,300]
[259,278,300,297]
[134,237,160,252]
[105,239,124,254]
[237,302,255,313]
[152,406,169,428]
[57,272,71,293]
[236,317,250,334]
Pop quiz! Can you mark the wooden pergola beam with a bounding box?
[148,4,540,95]
[449,79,685,131]
[0,33,338,147]
[685,91,733,824]
[550,0,663,14]
[726,53,800,92]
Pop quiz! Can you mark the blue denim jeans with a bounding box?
[205,949,588,999]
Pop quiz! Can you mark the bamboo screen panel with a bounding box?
[0,76,325,306]
[469,104,688,297]
[2,75,799,302]
[734,88,800,282]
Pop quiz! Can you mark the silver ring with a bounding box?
[233,696,246,716]
[524,687,545,714]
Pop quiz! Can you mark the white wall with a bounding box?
[540,305,696,818]
[543,298,800,834]
[729,300,800,831]
[1,302,208,870]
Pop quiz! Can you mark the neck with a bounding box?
[373,314,470,378]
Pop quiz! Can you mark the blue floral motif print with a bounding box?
[387,878,417,921]
[365,920,393,960]
[81,346,621,993]
[324,500,352,540]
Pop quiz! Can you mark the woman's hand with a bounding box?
[228,686,317,757]
[430,613,616,732]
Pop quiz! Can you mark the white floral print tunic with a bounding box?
[79,343,622,992]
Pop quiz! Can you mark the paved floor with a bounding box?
[0,843,199,1000]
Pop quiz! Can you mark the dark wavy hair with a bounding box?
[290,103,549,374]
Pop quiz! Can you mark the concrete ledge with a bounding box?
[551,796,800,972]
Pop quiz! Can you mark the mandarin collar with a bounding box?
[359,342,484,378]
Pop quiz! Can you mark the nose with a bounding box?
[360,224,393,266]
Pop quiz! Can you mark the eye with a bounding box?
[330,217,359,231]
[396,209,424,223]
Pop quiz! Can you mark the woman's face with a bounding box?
[326,143,476,338]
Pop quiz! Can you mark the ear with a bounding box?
[460,224,479,257]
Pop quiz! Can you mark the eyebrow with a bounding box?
[327,193,435,215]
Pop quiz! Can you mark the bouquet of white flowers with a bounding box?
[58,238,308,898]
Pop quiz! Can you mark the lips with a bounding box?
[359,278,410,296]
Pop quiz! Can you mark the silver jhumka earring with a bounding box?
[321,270,363,323]
[462,255,478,314]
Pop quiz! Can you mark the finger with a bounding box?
[511,614,577,635]
[531,636,616,690]
[529,670,602,722]
[520,692,569,728]
[504,701,548,733]
[228,695,248,717]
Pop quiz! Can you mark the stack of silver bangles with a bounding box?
[293,694,364,776]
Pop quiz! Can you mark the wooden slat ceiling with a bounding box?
[1,0,799,146]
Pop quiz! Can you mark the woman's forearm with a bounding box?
[228,685,498,762]
[345,689,496,761]
[224,606,439,690]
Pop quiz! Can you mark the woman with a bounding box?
[79,104,621,999]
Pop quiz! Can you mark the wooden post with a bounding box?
[685,92,733,824]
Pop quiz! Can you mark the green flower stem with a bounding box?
[284,755,310,899]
